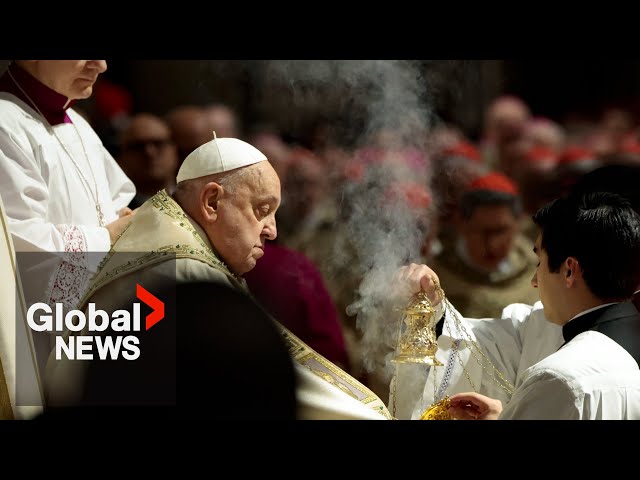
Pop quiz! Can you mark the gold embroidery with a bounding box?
[279,324,392,418]
[80,190,239,309]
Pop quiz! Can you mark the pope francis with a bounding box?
[44,134,391,420]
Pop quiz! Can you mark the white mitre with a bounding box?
[176,132,268,183]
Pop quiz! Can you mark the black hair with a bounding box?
[569,164,640,214]
[533,192,640,301]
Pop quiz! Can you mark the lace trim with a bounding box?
[46,225,91,311]
[434,338,462,402]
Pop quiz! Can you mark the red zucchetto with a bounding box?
[468,171,519,196]
[442,141,482,163]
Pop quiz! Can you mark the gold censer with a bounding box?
[391,291,442,366]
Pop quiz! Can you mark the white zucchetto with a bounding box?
[176,133,267,183]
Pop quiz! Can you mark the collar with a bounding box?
[0,62,75,125]
[183,210,215,252]
[181,207,244,283]
[567,302,618,324]
[561,302,626,344]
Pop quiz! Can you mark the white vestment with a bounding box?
[0,93,135,311]
[500,331,640,419]
[391,300,564,419]
[45,190,390,420]
[0,93,135,376]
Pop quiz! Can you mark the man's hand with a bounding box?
[392,263,442,306]
[117,207,134,218]
[106,214,134,245]
[448,392,502,420]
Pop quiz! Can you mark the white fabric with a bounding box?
[176,137,267,183]
[0,93,135,312]
[391,300,565,419]
[0,193,44,419]
[500,331,640,419]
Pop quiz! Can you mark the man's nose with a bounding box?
[89,60,108,73]
[485,232,501,250]
[264,218,277,241]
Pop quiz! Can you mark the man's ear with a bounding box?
[564,257,580,287]
[201,182,222,223]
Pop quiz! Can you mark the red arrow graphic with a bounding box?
[136,284,164,330]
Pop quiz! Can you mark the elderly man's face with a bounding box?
[25,60,107,100]
[209,162,281,276]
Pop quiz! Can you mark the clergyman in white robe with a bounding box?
[0,98,135,309]
[0,91,135,375]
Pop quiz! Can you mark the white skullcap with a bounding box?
[176,134,267,183]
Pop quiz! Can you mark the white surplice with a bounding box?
[390,300,565,419]
[500,330,640,419]
[0,93,135,311]
[0,93,135,378]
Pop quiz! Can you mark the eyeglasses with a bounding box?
[123,138,173,153]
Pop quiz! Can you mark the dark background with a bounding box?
[85,60,640,142]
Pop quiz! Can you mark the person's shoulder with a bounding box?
[0,92,23,111]
[176,256,240,290]
[573,330,640,369]
[499,301,538,320]
[0,93,36,131]
[531,330,636,383]
[502,301,562,342]
[520,350,578,390]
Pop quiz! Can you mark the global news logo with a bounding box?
[26,284,164,361]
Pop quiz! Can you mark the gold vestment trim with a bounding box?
[279,325,392,419]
